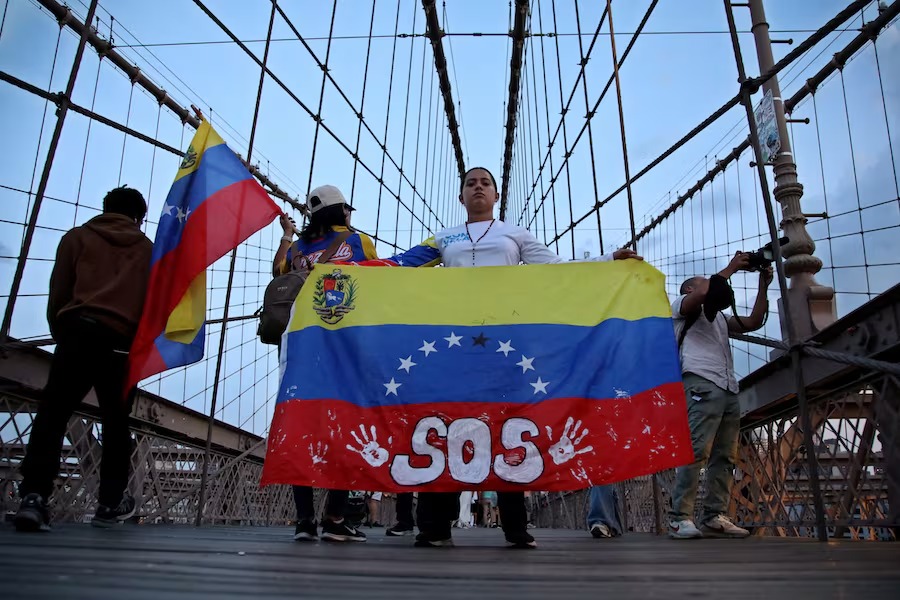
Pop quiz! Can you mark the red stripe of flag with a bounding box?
[261,381,692,492]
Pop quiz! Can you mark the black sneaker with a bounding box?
[91,493,136,528]
[321,518,367,542]
[505,530,537,549]
[14,493,50,533]
[293,519,318,541]
[386,522,415,536]
[414,529,454,547]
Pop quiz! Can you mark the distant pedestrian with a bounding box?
[587,485,623,538]
[385,492,415,536]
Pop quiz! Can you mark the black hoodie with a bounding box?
[48,213,153,342]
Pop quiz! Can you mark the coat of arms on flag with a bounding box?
[313,269,357,324]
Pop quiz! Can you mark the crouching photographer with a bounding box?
[667,250,774,540]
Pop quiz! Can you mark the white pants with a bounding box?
[458,491,474,525]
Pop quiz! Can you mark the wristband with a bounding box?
[281,235,292,243]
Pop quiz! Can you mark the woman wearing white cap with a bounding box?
[275,184,375,544]
[274,184,373,277]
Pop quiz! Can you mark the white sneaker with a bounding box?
[668,519,703,539]
[701,515,749,538]
[590,523,612,538]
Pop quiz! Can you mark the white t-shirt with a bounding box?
[672,295,738,393]
[434,220,612,267]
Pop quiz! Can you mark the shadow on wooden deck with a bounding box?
[2,524,899,599]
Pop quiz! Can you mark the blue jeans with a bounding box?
[668,373,741,524]
[587,485,623,535]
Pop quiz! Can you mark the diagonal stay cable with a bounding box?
[624,0,896,250]
[272,1,442,228]
[528,0,658,231]
[543,0,577,257]
[498,0,529,220]
[421,0,466,183]
[303,0,339,194]
[394,1,420,249]
[374,0,404,242]
[606,0,638,251]
[533,0,560,251]
[349,0,379,205]
[191,0,436,234]
[549,0,871,245]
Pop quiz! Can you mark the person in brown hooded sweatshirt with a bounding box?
[15,186,152,532]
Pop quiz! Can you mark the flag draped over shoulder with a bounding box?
[127,121,280,390]
[261,261,693,492]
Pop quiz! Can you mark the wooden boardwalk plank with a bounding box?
[2,525,899,599]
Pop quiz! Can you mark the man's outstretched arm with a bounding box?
[728,266,773,333]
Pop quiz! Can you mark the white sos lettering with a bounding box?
[390,416,543,485]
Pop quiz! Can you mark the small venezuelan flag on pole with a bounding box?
[126,121,280,390]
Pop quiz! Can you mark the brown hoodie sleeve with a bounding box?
[47,230,80,337]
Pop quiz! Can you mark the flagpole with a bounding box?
[195,0,279,527]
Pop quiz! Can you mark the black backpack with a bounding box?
[258,231,350,345]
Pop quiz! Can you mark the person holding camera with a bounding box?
[668,251,773,539]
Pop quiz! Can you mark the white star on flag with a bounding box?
[176,206,191,223]
[162,202,176,217]
[384,378,402,396]
[530,377,549,395]
[444,332,462,348]
[517,355,535,373]
[398,356,417,373]
[496,340,515,357]
[418,340,437,357]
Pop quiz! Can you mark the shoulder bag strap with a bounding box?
[316,230,352,265]
[677,310,700,348]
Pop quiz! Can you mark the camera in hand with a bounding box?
[744,236,789,271]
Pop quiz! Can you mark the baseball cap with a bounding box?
[307,184,355,214]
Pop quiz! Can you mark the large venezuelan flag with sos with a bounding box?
[127,121,279,390]
[261,260,694,492]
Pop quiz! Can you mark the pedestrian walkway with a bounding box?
[3,523,899,598]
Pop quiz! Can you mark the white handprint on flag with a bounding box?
[309,441,328,465]
[546,416,594,465]
[346,424,389,467]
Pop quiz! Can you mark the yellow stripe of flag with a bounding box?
[164,271,206,343]
[288,260,669,332]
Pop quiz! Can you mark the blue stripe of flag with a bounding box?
[151,144,254,265]
[154,325,206,369]
[278,318,681,407]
